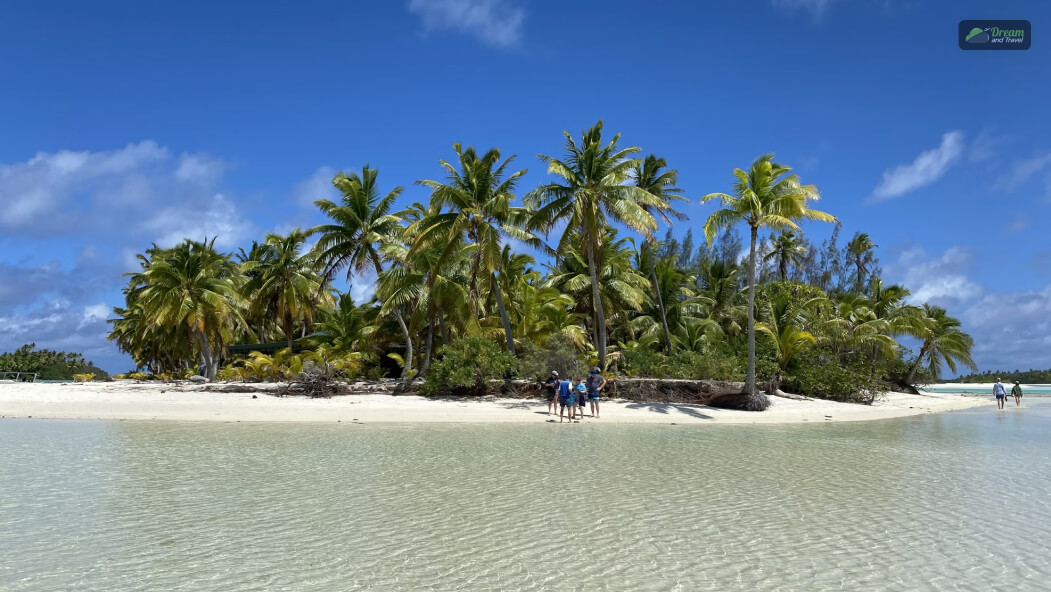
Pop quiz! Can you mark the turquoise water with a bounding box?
[2,402,1051,591]
[922,384,1051,395]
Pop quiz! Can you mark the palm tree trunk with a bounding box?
[905,342,929,384]
[420,319,434,377]
[195,328,217,381]
[648,245,673,354]
[492,272,516,355]
[586,243,607,371]
[779,256,787,282]
[745,226,758,395]
[374,256,413,381]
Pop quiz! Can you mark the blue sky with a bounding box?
[2,0,1049,374]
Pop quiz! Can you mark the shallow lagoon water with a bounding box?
[2,401,1050,591]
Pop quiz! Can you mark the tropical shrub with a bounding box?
[423,337,518,395]
[622,348,741,381]
[72,373,95,382]
[517,335,585,381]
[782,349,881,403]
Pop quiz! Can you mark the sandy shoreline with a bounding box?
[0,381,992,425]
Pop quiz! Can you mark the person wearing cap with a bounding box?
[544,371,560,415]
[993,378,1007,409]
[586,367,607,419]
[1011,380,1023,407]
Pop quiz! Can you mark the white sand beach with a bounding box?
[0,381,991,424]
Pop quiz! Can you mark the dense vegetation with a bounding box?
[0,344,109,381]
[107,121,977,405]
[951,369,1051,384]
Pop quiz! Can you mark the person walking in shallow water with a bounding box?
[993,378,1007,409]
[1011,380,1023,407]
[586,367,607,419]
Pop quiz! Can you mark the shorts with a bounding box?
[995,394,1005,399]
[577,393,587,405]
[546,390,557,401]
[588,392,599,402]
[559,396,572,407]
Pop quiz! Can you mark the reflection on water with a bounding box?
[2,402,1050,591]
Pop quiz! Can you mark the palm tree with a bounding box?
[846,232,878,293]
[702,154,837,402]
[632,155,688,353]
[527,120,672,369]
[756,291,821,391]
[310,165,415,379]
[241,229,329,350]
[764,230,807,282]
[905,304,977,384]
[412,143,539,354]
[126,238,244,380]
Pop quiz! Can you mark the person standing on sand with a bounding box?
[586,367,607,419]
[993,378,1007,409]
[1012,380,1023,407]
[558,376,576,422]
[574,376,588,417]
[544,371,560,415]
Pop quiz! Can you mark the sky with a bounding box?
[1,0,1049,374]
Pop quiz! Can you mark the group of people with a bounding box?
[543,368,607,422]
[992,378,1024,409]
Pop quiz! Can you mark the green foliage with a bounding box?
[518,335,585,381]
[622,348,741,381]
[782,348,882,403]
[0,344,108,381]
[423,337,518,394]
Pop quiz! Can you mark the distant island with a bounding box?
[0,343,109,381]
[948,369,1051,384]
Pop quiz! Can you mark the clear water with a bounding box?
[921,384,1051,395]
[2,402,1050,591]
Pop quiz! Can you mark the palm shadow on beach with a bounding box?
[624,402,714,420]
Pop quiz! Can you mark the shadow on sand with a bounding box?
[624,402,714,420]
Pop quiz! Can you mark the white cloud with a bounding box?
[349,270,378,305]
[871,131,965,200]
[145,192,254,249]
[885,246,982,308]
[996,152,1051,191]
[771,0,839,19]
[0,300,119,368]
[408,0,525,48]
[962,287,1051,372]
[292,166,337,210]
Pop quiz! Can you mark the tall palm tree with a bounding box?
[241,229,329,349]
[846,232,878,294]
[632,155,687,352]
[412,143,539,354]
[126,238,244,380]
[905,304,977,384]
[756,291,821,391]
[702,154,837,401]
[310,165,415,379]
[764,230,807,282]
[527,120,671,369]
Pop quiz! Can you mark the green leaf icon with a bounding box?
[965,27,984,41]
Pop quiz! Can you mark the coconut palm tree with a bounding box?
[241,229,330,350]
[702,154,837,403]
[310,165,415,379]
[527,120,671,369]
[756,291,821,391]
[846,232,878,294]
[412,143,539,354]
[905,304,977,384]
[764,230,808,282]
[126,238,244,380]
[631,155,688,352]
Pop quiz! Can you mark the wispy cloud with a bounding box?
[871,131,965,201]
[996,152,1051,191]
[408,0,525,48]
[771,0,839,20]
